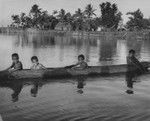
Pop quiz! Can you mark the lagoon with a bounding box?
[0,33,150,121]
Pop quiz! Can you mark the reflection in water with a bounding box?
[68,75,87,94]
[0,33,150,69]
[99,36,117,61]
[0,76,87,102]
[0,81,23,102]
[75,76,87,94]
[30,81,43,97]
[0,77,87,102]
[125,67,143,95]
[0,80,44,102]
[125,71,135,94]
[11,82,23,102]
[1,76,150,121]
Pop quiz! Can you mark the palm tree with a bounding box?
[24,16,32,28]
[11,15,20,27]
[29,4,42,28]
[84,4,96,31]
[38,11,49,29]
[74,9,83,19]
[10,3,101,31]
[58,9,66,22]
[126,9,144,30]
[65,12,72,23]
[52,10,58,16]
[20,13,26,28]
[84,4,96,19]
[30,4,42,18]
[73,8,85,30]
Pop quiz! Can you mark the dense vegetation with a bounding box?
[126,9,150,30]
[10,2,150,31]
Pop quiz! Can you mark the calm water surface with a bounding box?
[0,75,150,121]
[0,33,150,121]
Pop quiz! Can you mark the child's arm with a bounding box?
[128,57,146,72]
[71,63,80,69]
[40,64,47,70]
[65,63,79,69]
[9,62,23,72]
[5,63,14,71]
[76,62,88,70]
[9,68,20,72]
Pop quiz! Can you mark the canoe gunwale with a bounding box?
[0,61,149,80]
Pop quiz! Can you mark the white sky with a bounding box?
[0,0,150,26]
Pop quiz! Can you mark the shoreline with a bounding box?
[0,27,150,39]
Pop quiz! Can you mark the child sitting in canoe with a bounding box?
[66,54,88,70]
[6,53,23,72]
[126,49,147,74]
[30,56,46,70]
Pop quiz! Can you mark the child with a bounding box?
[127,49,137,65]
[6,53,23,72]
[72,54,88,70]
[30,56,46,70]
[126,49,146,73]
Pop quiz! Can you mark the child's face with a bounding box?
[12,57,19,63]
[78,57,84,62]
[32,59,38,64]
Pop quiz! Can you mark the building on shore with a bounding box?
[55,22,72,31]
[117,20,127,31]
[117,26,127,31]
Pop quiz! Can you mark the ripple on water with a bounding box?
[0,75,150,121]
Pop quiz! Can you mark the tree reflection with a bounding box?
[99,36,117,61]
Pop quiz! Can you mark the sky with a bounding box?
[0,0,150,26]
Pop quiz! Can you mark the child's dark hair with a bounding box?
[31,56,38,62]
[12,53,19,59]
[129,49,135,54]
[78,54,85,60]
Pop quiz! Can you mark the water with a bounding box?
[0,33,150,70]
[1,75,150,121]
[1,33,150,121]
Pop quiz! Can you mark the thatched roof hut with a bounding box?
[55,22,72,31]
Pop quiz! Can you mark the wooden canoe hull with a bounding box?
[0,62,149,80]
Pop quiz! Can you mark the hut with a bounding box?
[55,22,72,31]
[118,26,127,31]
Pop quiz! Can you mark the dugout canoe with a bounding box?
[0,61,149,80]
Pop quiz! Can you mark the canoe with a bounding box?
[0,61,149,80]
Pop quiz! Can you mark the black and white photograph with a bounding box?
[0,0,150,121]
